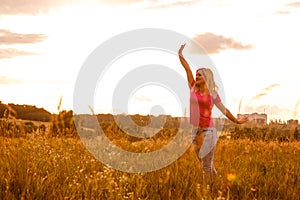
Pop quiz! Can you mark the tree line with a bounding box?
[0,102,51,122]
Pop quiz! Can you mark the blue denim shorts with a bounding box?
[192,127,218,159]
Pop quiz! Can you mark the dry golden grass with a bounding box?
[0,96,299,199]
[0,134,299,199]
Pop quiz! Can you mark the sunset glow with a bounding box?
[1,0,300,122]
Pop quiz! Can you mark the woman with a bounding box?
[178,43,248,182]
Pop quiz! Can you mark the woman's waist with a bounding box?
[192,126,215,132]
[190,117,215,128]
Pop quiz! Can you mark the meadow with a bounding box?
[0,115,300,200]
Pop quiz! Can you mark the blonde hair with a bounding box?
[197,68,218,94]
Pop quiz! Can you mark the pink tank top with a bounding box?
[190,84,221,128]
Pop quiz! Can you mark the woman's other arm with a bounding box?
[214,100,248,124]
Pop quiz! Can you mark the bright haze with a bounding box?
[0,0,299,122]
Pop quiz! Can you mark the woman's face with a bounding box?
[195,69,205,85]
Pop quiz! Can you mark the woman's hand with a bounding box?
[236,116,248,124]
[178,43,186,56]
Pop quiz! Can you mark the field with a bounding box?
[0,115,300,199]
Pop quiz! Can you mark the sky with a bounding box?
[0,0,300,122]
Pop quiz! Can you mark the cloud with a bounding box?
[0,29,46,59]
[190,32,252,54]
[0,48,37,59]
[0,0,78,15]
[145,0,201,9]
[0,29,47,45]
[0,76,67,85]
[133,95,153,102]
[0,0,142,14]
[0,0,199,14]
[99,0,141,4]
[98,0,200,8]
[275,2,300,15]
[275,10,290,15]
[286,2,300,8]
[0,76,24,85]
[243,104,291,115]
[246,84,279,105]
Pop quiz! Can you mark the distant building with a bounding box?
[237,113,267,125]
[287,119,298,126]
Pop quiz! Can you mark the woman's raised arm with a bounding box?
[178,44,194,88]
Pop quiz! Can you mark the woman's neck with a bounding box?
[194,83,209,95]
